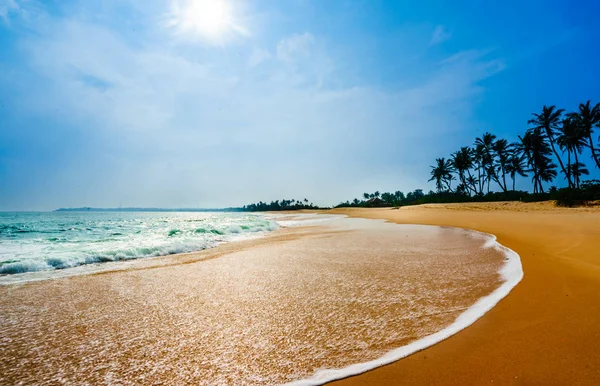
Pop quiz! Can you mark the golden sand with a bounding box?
[0,216,506,385]
[329,202,600,385]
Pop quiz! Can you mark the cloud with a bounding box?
[276,32,315,61]
[0,0,20,24]
[0,4,506,210]
[248,47,271,67]
[429,25,451,46]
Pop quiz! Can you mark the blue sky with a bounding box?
[1,0,599,210]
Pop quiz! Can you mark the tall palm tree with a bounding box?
[475,132,497,193]
[373,191,380,198]
[473,144,485,194]
[492,139,510,192]
[528,105,571,187]
[519,128,556,193]
[505,146,528,191]
[569,100,600,170]
[557,117,588,188]
[451,146,476,195]
[363,193,370,200]
[429,157,454,192]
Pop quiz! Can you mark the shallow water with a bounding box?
[0,216,513,385]
[0,212,279,276]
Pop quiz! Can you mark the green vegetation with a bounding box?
[333,101,600,209]
[244,101,600,211]
[424,101,600,206]
[241,199,320,212]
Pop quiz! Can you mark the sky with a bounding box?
[1,0,599,210]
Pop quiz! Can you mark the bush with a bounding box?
[555,180,600,207]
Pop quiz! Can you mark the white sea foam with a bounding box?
[287,229,523,386]
[266,213,346,228]
[0,212,280,282]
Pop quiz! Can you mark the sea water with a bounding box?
[0,211,279,276]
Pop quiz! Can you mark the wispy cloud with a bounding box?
[429,25,451,46]
[276,32,314,61]
[0,2,506,209]
[0,0,20,24]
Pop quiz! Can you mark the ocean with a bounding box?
[0,211,279,276]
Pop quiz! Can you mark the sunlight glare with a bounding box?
[170,0,242,42]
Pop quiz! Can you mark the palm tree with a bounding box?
[373,191,380,198]
[363,193,370,200]
[569,162,589,188]
[473,144,485,194]
[429,157,454,192]
[528,105,571,187]
[569,100,600,169]
[557,117,588,188]
[475,132,497,193]
[451,146,476,195]
[537,159,558,192]
[505,146,528,191]
[492,139,510,192]
[519,128,556,193]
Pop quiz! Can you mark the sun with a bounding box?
[169,0,243,43]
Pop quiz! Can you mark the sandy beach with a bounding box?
[0,214,511,385]
[330,202,600,385]
[1,202,598,384]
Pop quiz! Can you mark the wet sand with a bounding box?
[0,216,508,385]
[330,202,600,385]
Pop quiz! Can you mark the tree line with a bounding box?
[241,101,600,211]
[241,198,320,212]
[427,101,600,202]
[334,190,426,208]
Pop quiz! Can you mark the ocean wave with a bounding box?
[0,215,280,277]
[0,242,214,275]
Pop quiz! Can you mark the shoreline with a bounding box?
[329,202,600,385]
[0,213,510,385]
[290,226,523,386]
[2,202,599,384]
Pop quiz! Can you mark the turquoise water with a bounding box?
[0,212,278,275]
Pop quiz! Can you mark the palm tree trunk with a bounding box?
[502,167,507,192]
[548,138,572,187]
[588,134,600,169]
[512,174,516,191]
[466,169,476,195]
[567,151,571,188]
[574,151,581,188]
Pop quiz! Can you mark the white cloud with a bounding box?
[248,47,271,67]
[0,0,20,24]
[1,6,506,209]
[276,32,314,61]
[429,25,451,46]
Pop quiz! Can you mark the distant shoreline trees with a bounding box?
[241,199,319,212]
[243,101,600,212]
